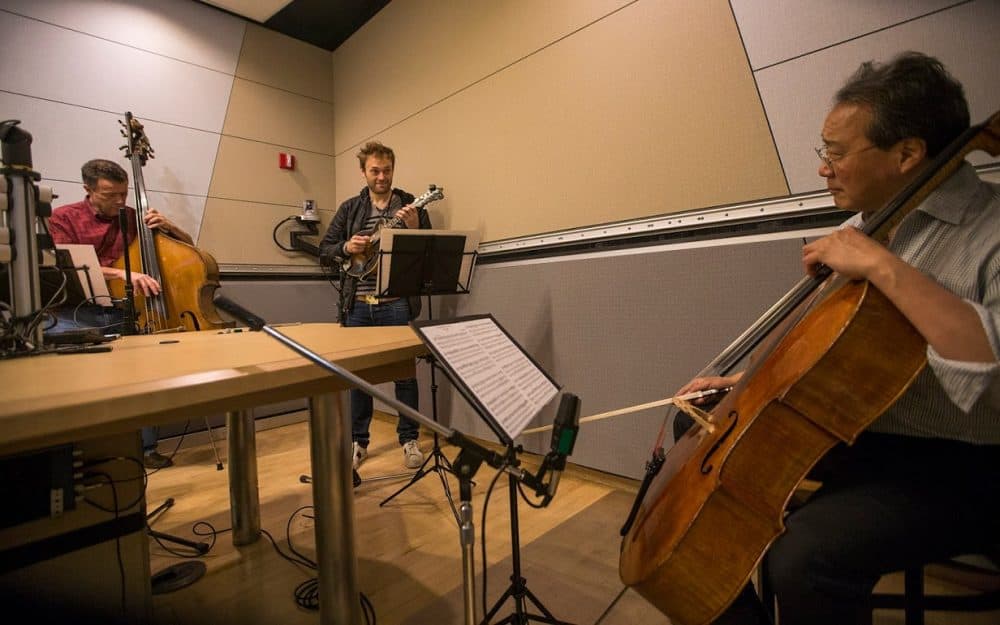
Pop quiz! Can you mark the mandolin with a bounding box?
[341,184,444,278]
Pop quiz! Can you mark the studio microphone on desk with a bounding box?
[543,392,580,501]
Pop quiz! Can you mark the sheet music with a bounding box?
[419,316,557,439]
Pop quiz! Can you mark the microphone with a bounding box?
[544,392,580,499]
[214,295,267,330]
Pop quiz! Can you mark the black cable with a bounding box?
[285,506,320,568]
[516,480,546,509]
[272,215,299,252]
[290,577,376,624]
[479,463,507,619]
[81,455,147,513]
[592,585,629,625]
[80,470,128,618]
[258,505,376,623]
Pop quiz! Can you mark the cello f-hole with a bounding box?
[700,410,739,475]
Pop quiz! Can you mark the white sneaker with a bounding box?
[352,442,368,469]
[402,440,423,469]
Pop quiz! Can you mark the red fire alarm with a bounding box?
[278,153,295,170]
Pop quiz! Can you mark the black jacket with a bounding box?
[319,186,432,320]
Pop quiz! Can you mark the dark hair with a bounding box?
[356,141,395,170]
[835,51,969,158]
[81,159,128,187]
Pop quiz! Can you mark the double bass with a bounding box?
[618,111,1000,625]
[109,112,231,333]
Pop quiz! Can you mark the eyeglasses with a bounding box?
[87,188,129,200]
[815,144,878,170]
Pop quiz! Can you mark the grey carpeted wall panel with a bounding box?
[429,235,809,479]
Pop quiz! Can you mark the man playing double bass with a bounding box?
[675,52,999,624]
[49,158,193,469]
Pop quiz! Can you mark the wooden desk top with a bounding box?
[0,324,426,455]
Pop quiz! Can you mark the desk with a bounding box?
[0,323,426,625]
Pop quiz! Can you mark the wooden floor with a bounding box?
[145,415,999,625]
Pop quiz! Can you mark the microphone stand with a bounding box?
[214,295,548,625]
[481,444,574,625]
[116,205,137,335]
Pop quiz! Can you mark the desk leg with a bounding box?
[227,409,261,546]
[309,391,361,625]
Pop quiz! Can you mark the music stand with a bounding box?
[410,314,571,625]
[376,229,479,517]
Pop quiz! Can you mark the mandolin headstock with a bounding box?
[119,111,155,166]
[412,184,444,208]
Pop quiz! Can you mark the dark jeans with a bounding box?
[49,305,159,454]
[343,299,419,447]
[708,432,1000,625]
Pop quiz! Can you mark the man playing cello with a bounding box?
[675,52,999,624]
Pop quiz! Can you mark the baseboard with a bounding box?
[158,409,309,450]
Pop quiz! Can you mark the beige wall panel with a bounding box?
[332,0,631,153]
[236,23,334,102]
[199,197,331,266]
[209,135,335,210]
[335,0,785,242]
[223,78,334,154]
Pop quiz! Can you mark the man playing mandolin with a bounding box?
[320,141,432,471]
[672,52,999,624]
[49,158,194,469]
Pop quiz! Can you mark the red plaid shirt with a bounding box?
[49,198,138,267]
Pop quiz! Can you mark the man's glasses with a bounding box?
[815,144,878,170]
[88,188,129,200]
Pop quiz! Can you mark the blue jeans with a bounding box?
[49,305,159,454]
[343,299,419,447]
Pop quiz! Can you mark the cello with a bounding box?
[618,110,1000,625]
[108,112,231,333]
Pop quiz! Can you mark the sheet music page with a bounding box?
[419,317,557,439]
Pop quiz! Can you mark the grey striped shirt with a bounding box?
[847,162,1000,444]
[355,194,403,296]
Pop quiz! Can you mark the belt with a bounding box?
[356,294,400,305]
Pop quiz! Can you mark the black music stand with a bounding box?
[409,314,570,625]
[376,230,477,518]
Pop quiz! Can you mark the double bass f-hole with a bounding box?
[700,410,738,475]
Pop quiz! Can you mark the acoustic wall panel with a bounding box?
[209,24,335,270]
[731,0,957,70]
[236,24,334,103]
[2,0,244,75]
[198,197,331,266]
[332,0,631,154]
[333,0,786,243]
[0,11,235,133]
[0,92,128,189]
[441,233,809,477]
[222,78,334,154]
[0,92,220,241]
[208,135,335,209]
[755,0,1000,194]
